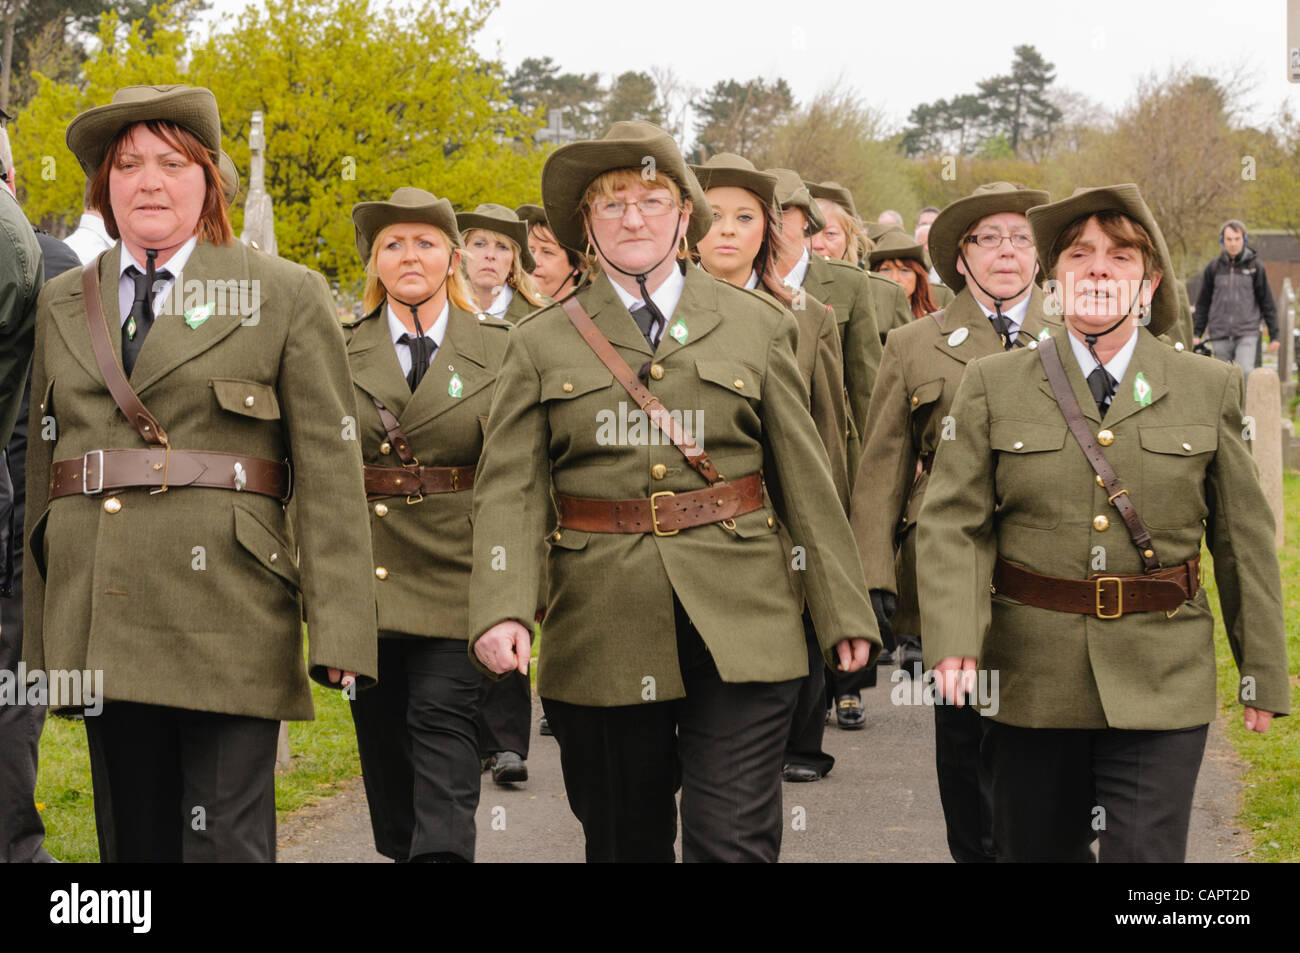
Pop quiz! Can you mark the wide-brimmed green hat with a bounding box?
[689,153,778,209]
[766,167,825,235]
[1028,184,1179,337]
[515,203,549,230]
[867,227,930,271]
[807,180,858,220]
[66,84,221,176]
[457,203,535,272]
[865,221,896,243]
[218,151,239,206]
[352,187,461,262]
[928,182,1050,292]
[541,120,711,254]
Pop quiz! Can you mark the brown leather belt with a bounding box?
[363,463,476,500]
[49,449,291,501]
[992,555,1200,619]
[556,472,764,536]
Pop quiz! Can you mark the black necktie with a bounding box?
[1087,366,1117,417]
[122,253,172,376]
[399,333,435,392]
[990,310,1014,350]
[632,276,666,348]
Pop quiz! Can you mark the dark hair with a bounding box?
[528,221,583,270]
[1047,210,1161,279]
[89,119,233,245]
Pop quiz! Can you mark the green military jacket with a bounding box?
[931,283,955,309]
[916,323,1291,729]
[850,286,1056,634]
[503,289,549,325]
[24,241,378,721]
[467,266,878,706]
[0,187,40,448]
[868,270,913,342]
[801,255,881,470]
[344,303,510,640]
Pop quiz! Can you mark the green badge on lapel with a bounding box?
[1134,372,1153,407]
[184,303,215,329]
[448,372,463,398]
[669,318,689,344]
[1038,328,1051,341]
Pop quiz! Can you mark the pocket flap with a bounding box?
[211,379,281,420]
[695,360,761,398]
[729,508,779,539]
[233,506,300,588]
[990,420,1067,453]
[909,377,944,411]
[540,368,612,402]
[547,527,591,551]
[1138,424,1217,456]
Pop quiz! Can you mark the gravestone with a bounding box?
[1278,279,1295,402]
[1245,368,1284,547]
[240,111,278,256]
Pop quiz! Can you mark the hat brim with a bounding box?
[807,182,858,221]
[352,196,461,262]
[66,88,221,176]
[868,240,930,271]
[690,166,778,210]
[929,189,1049,291]
[1027,184,1179,337]
[457,214,535,273]
[542,138,712,253]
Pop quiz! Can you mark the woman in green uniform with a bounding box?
[458,203,548,324]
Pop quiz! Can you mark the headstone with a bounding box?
[275,721,291,773]
[240,111,278,256]
[1277,278,1295,402]
[1245,367,1284,547]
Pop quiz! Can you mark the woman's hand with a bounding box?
[933,656,978,705]
[475,621,532,675]
[1243,707,1273,734]
[833,638,872,673]
[326,669,357,691]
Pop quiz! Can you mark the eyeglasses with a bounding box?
[964,232,1035,250]
[591,195,678,220]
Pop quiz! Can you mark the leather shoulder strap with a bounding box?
[560,295,722,486]
[81,259,168,447]
[1037,336,1161,572]
[370,396,415,464]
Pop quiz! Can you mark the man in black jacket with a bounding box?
[1193,220,1280,368]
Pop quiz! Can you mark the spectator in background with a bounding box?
[877,209,904,229]
[1192,219,1280,368]
[916,211,943,285]
[916,206,940,229]
[63,179,113,265]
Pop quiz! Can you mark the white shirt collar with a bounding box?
[781,248,811,291]
[975,294,1031,335]
[609,262,686,325]
[387,300,449,378]
[1067,325,1139,389]
[486,284,514,318]
[116,236,197,327]
[743,270,760,290]
[119,235,197,281]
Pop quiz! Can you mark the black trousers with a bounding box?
[982,720,1209,863]
[783,609,834,775]
[83,701,279,862]
[543,597,801,863]
[350,635,487,862]
[933,702,995,863]
[477,669,531,758]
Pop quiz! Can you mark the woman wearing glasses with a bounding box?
[467,122,878,862]
[849,183,1059,863]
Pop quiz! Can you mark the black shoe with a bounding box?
[490,751,528,784]
[539,715,554,736]
[876,648,896,665]
[835,693,865,730]
[782,763,824,782]
[897,635,923,679]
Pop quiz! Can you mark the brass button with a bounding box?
[651,463,667,480]
[103,497,122,514]
[1097,429,1114,446]
[1013,440,1024,450]
[1143,548,1155,558]
[1174,341,1185,351]
[1096,474,1105,487]
[269,552,278,563]
[1181,442,1192,452]
[374,503,389,517]
[766,516,775,528]
[380,441,392,455]
[911,396,919,407]
[244,395,255,407]
[650,364,665,380]
[1093,515,1109,532]
[733,378,744,388]
[375,567,389,580]
[552,531,562,542]
[562,382,574,393]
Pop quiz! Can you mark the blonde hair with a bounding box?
[580,168,691,261]
[461,228,548,307]
[817,198,869,266]
[362,225,476,313]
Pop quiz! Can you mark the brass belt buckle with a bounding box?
[1094,576,1123,619]
[649,490,677,537]
[403,457,424,505]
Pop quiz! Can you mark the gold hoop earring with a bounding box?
[678,234,689,257]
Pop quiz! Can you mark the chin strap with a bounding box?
[1079,270,1149,403]
[589,216,684,341]
[389,267,451,335]
[959,248,1037,350]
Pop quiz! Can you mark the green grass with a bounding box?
[1205,470,1300,863]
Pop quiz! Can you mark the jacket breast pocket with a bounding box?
[991,420,1067,529]
[695,360,761,402]
[541,368,617,466]
[211,379,281,420]
[1139,424,1217,528]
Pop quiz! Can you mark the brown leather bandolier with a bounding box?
[988,336,1194,619]
[48,262,291,503]
[363,397,475,502]
[552,295,764,535]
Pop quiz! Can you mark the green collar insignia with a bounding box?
[184,303,215,329]
[1134,372,1153,407]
